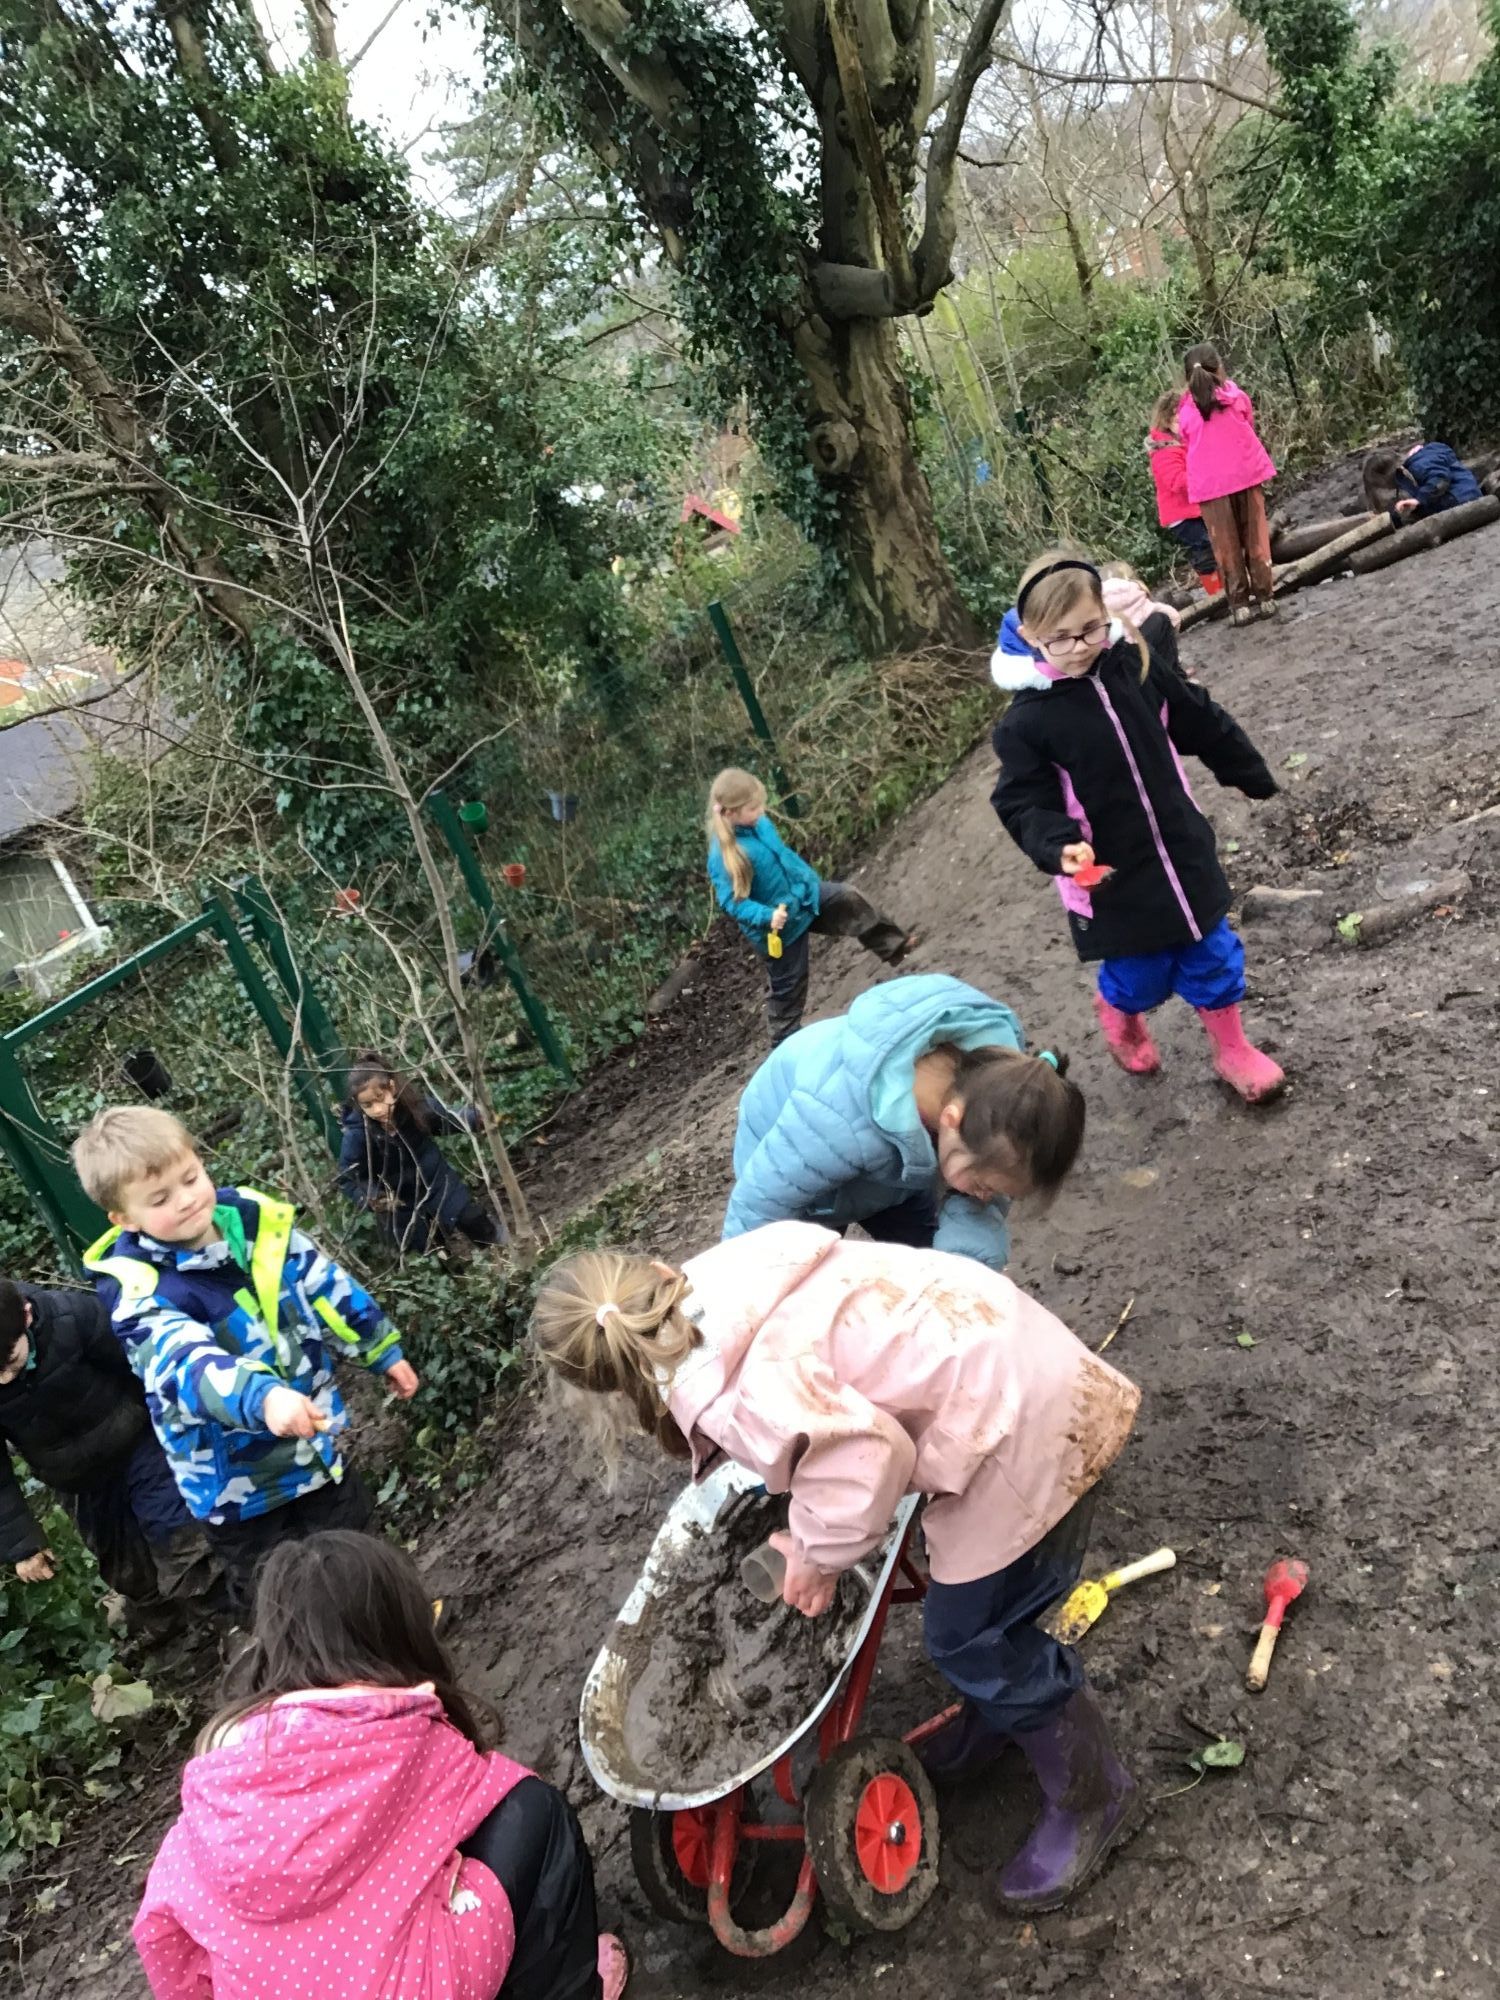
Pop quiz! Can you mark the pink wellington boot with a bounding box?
[1093,992,1161,1075]
[598,1933,630,2000]
[1197,1004,1285,1103]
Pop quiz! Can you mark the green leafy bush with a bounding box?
[0,1509,145,1881]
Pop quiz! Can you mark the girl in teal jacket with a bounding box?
[706,767,914,1046]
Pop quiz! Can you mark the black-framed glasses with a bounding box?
[1039,621,1109,658]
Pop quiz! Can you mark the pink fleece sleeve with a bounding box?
[133,1903,212,2000]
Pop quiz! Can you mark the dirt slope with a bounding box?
[24,530,1500,2000]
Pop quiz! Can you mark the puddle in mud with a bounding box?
[605,1491,871,1797]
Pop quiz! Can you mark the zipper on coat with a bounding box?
[1091,680,1202,941]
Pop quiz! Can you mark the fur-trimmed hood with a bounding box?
[991,610,1130,694]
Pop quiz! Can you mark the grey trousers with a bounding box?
[766,881,910,1046]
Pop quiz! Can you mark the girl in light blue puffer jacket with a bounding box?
[724,973,1085,1272]
[706,768,914,1047]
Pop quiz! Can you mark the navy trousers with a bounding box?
[854,1190,940,1248]
[65,1433,222,1612]
[922,1496,1095,1735]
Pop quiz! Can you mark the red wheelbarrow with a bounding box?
[579,1465,959,1957]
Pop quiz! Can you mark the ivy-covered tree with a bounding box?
[488,0,1019,654]
[1243,0,1500,439]
[0,0,674,861]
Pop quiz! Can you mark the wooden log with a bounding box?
[1346,494,1500,575]
[1179,591,1230,632]
[1270,514,1368,564]
[1270,512,1393,594]
[1337,873,1470,948]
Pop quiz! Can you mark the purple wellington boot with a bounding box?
[997,1686,1141,1913]
[918,1701,1008,1782]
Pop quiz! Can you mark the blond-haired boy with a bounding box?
[74,1107,417,1613]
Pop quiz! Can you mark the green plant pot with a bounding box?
[459,800,489,834]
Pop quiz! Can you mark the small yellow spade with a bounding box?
[1044,1547,1177,1645]
[766,905,788,959]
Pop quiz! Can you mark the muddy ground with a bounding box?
[17,514,1500,1999]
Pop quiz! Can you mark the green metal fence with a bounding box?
[0,879,343,1267]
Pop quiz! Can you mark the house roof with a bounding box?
[679,493,741,535]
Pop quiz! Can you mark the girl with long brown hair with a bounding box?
[339,1052,503,1257]
[134,1532,626,2000]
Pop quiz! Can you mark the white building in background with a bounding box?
[0,543,115,993]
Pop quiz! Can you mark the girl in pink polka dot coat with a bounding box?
[134,1533,627,2000]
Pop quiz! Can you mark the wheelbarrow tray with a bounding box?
[580,1460,920,1813]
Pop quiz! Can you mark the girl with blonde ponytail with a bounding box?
[705,768,914,1047]
[531,1220,1144,1916]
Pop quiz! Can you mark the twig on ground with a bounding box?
[1097,1294,1134,1354]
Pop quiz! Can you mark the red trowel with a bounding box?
[1072,861,1115,890]
[1246,1557,1309,1691]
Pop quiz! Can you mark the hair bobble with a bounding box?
[1036,1049,1060,1071]
[595,1301,621,1329]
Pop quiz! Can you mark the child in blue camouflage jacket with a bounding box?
[73,1106,418,1614]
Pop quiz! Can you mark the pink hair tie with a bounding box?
[595,1302,621,1329]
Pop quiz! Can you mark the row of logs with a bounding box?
[1179,484,1500,630]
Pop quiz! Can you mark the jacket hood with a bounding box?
[992,619,1132,696]
[175,1688,453,1922]
[848,974,1024,1174]
[676,1222,842,1451]
[990,607,1053,693]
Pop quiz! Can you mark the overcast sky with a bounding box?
[255,0,485,201]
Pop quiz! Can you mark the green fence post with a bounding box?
[705,601,803,818]
[233,875,348,1105]
[425,790,575,1085]
[202,897,340,1154]
[0,1040,106,1265]
[1010,406,1056,530]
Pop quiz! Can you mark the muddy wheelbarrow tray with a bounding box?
[580,1460,949,1955]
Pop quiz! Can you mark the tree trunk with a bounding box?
[800,313,984,654]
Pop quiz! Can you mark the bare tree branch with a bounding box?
[915,0,1013,300]
[999,52,1287,121]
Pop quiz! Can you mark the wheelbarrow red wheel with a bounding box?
[805,1737,940,1934]
[628,1805,758,1925]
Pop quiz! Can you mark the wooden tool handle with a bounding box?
[1246,1616,1282,1691]
[1103,1547,1177,1591]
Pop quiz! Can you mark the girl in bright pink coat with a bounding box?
[1147,388,1221,594]
[1177,343,1278,627]
[134,1534,626,2000]
[532,1222,1143,1918]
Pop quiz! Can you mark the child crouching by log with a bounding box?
[1362,441,1482,523]
[532,1221,1143,1913]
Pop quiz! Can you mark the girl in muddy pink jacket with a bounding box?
[532,1220,1142,1915]
[1177,343,1278,626]
[134,1533,626,2000]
